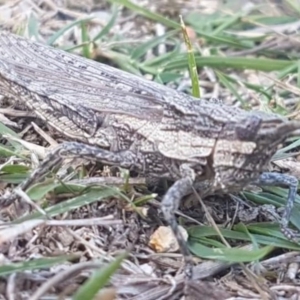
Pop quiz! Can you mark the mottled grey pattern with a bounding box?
[0,31,299,288]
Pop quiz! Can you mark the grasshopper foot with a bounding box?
[257,172,299,243]
[280,226,300,243]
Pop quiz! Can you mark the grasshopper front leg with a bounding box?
[255,172,299,241]
[161,164,197,291]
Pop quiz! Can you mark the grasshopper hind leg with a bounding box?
[0,141,144,207]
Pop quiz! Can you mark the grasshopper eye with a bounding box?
[235,115,262,140]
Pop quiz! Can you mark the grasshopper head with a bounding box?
[211,114,300,192]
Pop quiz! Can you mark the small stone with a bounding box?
[149,225,188,253]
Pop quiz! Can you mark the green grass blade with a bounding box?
[47,17,94,45]
[0,255,77,276]
[73,252,127,300]
[166,56,294,72]
[107,0,180,29]
[180,15,200,98]
[93,4,119,41]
